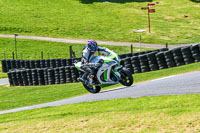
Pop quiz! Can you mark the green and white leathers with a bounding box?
[75,50,133,93]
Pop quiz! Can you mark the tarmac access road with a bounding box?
[0,34,199,49]
[0,71,200,115]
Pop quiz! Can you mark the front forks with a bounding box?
[112,69,122,81]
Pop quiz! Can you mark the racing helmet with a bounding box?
[87,40,98,52]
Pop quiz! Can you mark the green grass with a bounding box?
[0,0,199,44]
[0,62,199,111]
[1,94,200,132]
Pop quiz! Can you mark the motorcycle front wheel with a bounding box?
[119,67,133,86]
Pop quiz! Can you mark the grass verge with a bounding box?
[0,94,200,132]
[0,62,199,111]
[0,0,200,44]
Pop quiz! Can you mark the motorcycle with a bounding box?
[74,50,133,93]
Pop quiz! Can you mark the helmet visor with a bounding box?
[90,46,97,51]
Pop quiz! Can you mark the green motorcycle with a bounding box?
[75,50,133,93]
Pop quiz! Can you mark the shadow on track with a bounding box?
[78,0,152,4]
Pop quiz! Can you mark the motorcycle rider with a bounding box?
[79,40,111,85]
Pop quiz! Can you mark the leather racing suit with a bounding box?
[80,46,111,83]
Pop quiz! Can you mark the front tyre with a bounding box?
[119,67,133,86]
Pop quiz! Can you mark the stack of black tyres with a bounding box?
[1,60,7,73]
[50,59,56,68]
[119,54,127,59]
[38,69,45,85]
[19,60,24,68]
[22,70,29,86]
[138,51,146,55]
[126,53,133,58]
[10,71,18,86]
[29,60,34,69]
[147,52,159,71]
[43,68,49,85]
[7,67,82,86]
[123,57,134,74]
[17,70,24,86]
[32,69,39,86]
[131,56,141,73]
[54,68,60,84]
[132,53,139,57]
[48,69,55,85]
[67,58,73,66]
[45,59,51,68]
[181,46,194,64]
[40,59,46,68]
[59,67,66,84]
[10,60,16,70]
[156,52,168,69]
[35,60,40,68]
[7,72,13,86]
[25,60,30,69]
[164,50,176,68]
[138,54,150,72]
[71,66,79,82]
[56,59,62,68]
[65,66,72,83]
[61,59,66,67]
[172,48,185,66]
[27,69,33,86]
[190,44,200,62]
[6,60,12,72]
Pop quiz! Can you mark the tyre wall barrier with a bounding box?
[1,48,166,73]
[8,66,83,86]
[1,58,76,73]
[120,44,200,74]
[5,44,200,86]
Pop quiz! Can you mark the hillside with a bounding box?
[0,0,199,44]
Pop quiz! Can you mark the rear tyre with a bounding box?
[119,67,133,86]
[82,73,101,93]
[83,84,101,94]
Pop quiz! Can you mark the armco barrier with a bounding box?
[3,44,200,86]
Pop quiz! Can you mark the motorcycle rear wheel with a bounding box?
[82,72,101,93]
[119,67,133,86]
[83,84,101,93]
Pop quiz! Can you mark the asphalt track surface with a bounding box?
[0,71,200,115]
[0,78,9,85]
